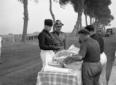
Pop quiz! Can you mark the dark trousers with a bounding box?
[82,62,102,85]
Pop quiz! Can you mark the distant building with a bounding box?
[26,32,39,41]
[1,32,39,43]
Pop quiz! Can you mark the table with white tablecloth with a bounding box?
[37,44,107,85]
[36,71,79,85]
[37,45,81,85]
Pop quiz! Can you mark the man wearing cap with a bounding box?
[38,19,61,71]
[51,20,66,50]
[38,19,61,50]
[85,25,104,54]
[64,28,102,85]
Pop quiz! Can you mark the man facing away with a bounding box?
[85,25,104,54]
[64,28,102,85]
[52,20,66,50]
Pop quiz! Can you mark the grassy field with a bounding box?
[0,38,116,85]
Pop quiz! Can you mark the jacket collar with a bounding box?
[53,31,62,35]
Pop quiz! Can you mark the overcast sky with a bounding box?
[0,0,116,35]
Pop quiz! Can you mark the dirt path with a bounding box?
[1,58,40,77]
[0,57,41,85]
[0,42,41,85]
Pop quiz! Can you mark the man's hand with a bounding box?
[63,55,82,64]
[63,57,75,65]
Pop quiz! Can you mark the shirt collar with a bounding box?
[43,29,49,33]
[53,31,62,35]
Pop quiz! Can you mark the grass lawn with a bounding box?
[0,37,116,85]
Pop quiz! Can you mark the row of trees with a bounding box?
[58,0,113,34]
[18,0,113,41]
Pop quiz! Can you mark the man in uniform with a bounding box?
[52,20,66,50]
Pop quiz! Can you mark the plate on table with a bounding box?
[53,56,66,61]
[55,51,75,58]
[48,62,61,67]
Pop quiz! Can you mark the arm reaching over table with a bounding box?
[63,55,82,65]
[63,42,87,65]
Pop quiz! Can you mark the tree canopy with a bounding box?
[59,0,85,13]
[85,0,113,26]
[58,0,113,29]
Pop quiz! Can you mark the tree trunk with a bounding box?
[79,12,82,29]
[85,13,88,26]
[49,0,56,31]
[72,11,82,35]
[72,15,79,36]
[22,0,28,42]
[92,17,95,24]
[90,16,92,25]
[93,18,99,31]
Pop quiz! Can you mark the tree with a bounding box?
[58,0,113,34]
[59,0,85,35]
[84,11,88,26]
[19,0,28,42]
[18,0,38,42]
[49,0,56,31]
[84,0,113,28]
[49,0,55,23]
[95,7,113,27]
